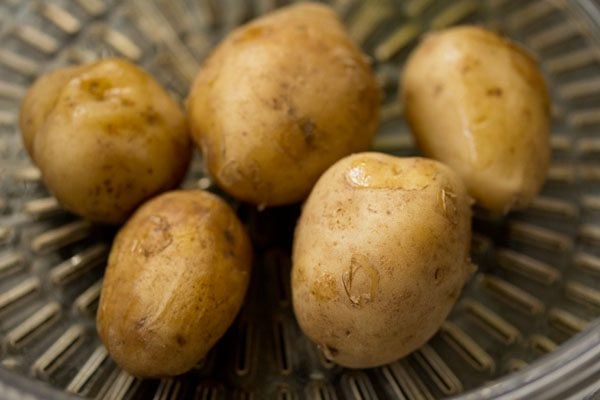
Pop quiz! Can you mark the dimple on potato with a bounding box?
[187,2,380,206]
[19,58,191,224]
[401,26,550,213]
[292,152,473,368]
[97,190,252,378]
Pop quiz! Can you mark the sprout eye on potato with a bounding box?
[187,2,380,207]
[19,58,191,224]
[97,190,252,378]
[292,152,473,368]
[401,26,550,214]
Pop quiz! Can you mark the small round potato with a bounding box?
[20,58,191,224]
[97,190,252,378]
[292,153,473,368]
[187,3,380,206]
[401,26,550,213]
[19,64,87,158]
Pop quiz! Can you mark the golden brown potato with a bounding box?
[97,190,252,378]
[187,2,380,206]
[20,58,191,224]
[19,65,87,158]
[292,152,473,368]
[401,26,550,213]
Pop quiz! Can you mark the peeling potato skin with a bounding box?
[401,26,550,213]
[20,58,191,224]
[97,190,252,378]
[292,153,473,368]
[187,2,380,206]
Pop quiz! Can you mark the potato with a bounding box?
[97,190,252,378]
[292,152,473,368]
[20,58,191,224]
[187,3,380,206]
[401,26,550,213]
[19,65,86,158]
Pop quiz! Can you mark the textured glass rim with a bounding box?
[451,319,600,399]
[1,321,599,400]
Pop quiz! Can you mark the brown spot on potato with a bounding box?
[486,87,503,97]
[142,107,161,125]
[88,185,100,197]
[271,97,284,110]
[81,78,112,100]
[103,179,114,194]
[235,25,268,43]
[310,273,338,302]
[324,199,355,230]
[399,290,414,301]
[434,84,444,96]
[176,334,187,346]
[434,267,444,285]
[459,55,482,74]
[299,118,315,145]
[294,266,307,285]
[223,229,235,245]
[224,250,236,258]
[105,123,117,135]
[120,98,134,106]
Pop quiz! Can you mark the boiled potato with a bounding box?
[20,58,191,224]
[401,26,550,213]
[187,2,380,206]
[292,152,473,368]
[19,65,87,158]
[97,190,252,378]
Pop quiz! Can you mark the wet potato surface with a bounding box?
[97,190,252,378]
[402,26,550,213]
[187,3,380,207]
[292,153,473,368]
[20,58,191,224]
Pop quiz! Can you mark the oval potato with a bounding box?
[187,3,380,206]
[97,190,252,378]
[20,58,191,224]
[292,152,473,368]
[402,26,550,213]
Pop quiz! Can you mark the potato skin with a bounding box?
[292,153,473,368]
[97,190,252,378]
[20,58,191,224]
[187,3,380,206]
[402,26,550,213]
[19,65,86,158]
